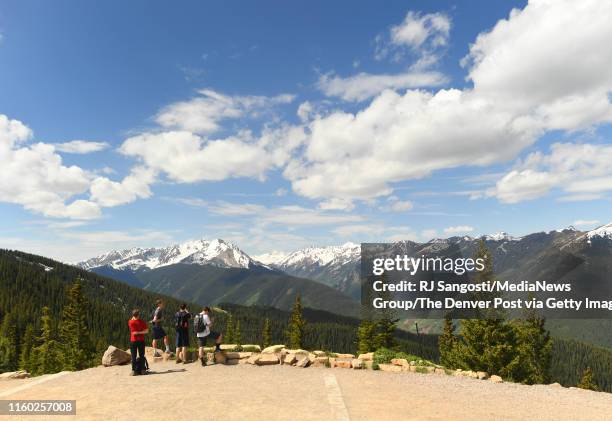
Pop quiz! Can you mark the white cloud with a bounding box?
[287,0,612,205]
[155,89,295,134]
[89,166,156,207]
[54,140,110,154]
[489,143,612,203]
[120,124,306,183]
[443,225,474,235]
[317,71,447,102]
[387,198,414,212]
[573,219,600,227]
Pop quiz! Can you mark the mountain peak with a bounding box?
[77,238,258,271]
[586,223,612,240]
[483,232,520,241]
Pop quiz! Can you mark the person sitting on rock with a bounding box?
[128,309,148,376]
[151,299,171,357]
[174,303,191,364]
[194,306,222,366]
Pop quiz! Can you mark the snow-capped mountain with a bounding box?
[78,238,260,271]
[586,223,612,240]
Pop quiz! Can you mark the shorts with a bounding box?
[197,331,220,347]
[152,325,167,340]
[176,328,189,348]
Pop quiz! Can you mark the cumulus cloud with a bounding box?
[288,0,612,205]
[155,89,295,134]
[54,140,110,154]
[489,143,612,203]
[120,125,306,183]
[89,166,156,207]
[316,71,447,102]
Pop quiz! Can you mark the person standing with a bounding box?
[151,299,171,356]
[194,306,222,366]
[174,303,191,364]
[128,309,148,376]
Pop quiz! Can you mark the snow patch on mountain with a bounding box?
[253,250,288,266]
[587,223,612,240]
[275,242,360,268]
[78,238,258,271]
[483,232,522,242]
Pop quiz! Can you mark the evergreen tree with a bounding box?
[235,319,242,348]
[32,307,63,375]
[18,324,35,373]
[511,310,552,384]
[262,318,272,348]
[439,314,457,368]
[454,241,517,377]
[357,319,376,354]
[225,313,235,344]
[59,279,94,371]
[287,294,306,349]
[0,312,19,372]
[371,274,398,350]
[577,367,598,391]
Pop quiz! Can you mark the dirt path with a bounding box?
[1,362,610,420]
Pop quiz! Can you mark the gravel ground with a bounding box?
[1,361,611,420]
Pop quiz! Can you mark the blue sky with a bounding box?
[1,0,611,262]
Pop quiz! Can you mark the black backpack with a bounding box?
[136,356,149,375]
[175,311,189,329]
[194,313,206,333]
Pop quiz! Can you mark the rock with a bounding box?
[313,350,327,357]
[296,357,310,368]
[312,356,329,367]
[0,370,30,379]
[333,359,352,369]
[255,353,280,365]
[351,359,364,369]
[336,353,355,359]
[391,358,409,367]
[262,345,286,354]
[378,364,402,373]
[102,345,131,367]
[220,344,238,351]
[224,352,252,360]
[246,354,261,365]
[284,348,309,355]
[549,382,562,387]
[283,354,297,366]
[357,352,374,361]
[242,344,261,352]
[153,356,163,363]
[489,375,503,383]
[434,368,446,375]
[476,371,489,380]
[214,352,227,364]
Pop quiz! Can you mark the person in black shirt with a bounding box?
[151,299,170,356]
[175,303,191,364]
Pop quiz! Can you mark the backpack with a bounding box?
[136,356,149,375]
[175,311,189,329]
[194,313,206,334]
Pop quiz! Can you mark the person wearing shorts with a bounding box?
[151,299,170,356]
[195,306,222,366]
[174,303,191,364]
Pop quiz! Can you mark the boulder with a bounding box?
[283,354,297,366]
[214,352,227,364]
[224,352,252,360]
[391,358,409,367]
[378,364,402,373]
[262,345,286,354]
[333,359,352,369]
[246,354,261,365]
[0,370,30,379]
[312,350,327,357]
[357,352,373,361]
[476,371,489,380]
[336,353,355,359]
[549,382,562,387]
[102,345,131,367]
[312,356,329,367]
[296,356,311,368]
[434,368,446,375]
[220,344,238,351]
[351,359,364,369]
[242,344,261,352]
[489,375,503,383]
[255,354,280,365]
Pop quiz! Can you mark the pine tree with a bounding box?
[235,319,242,348]
[32,307,63,375]
[577,367,599,391]
[59,279,94,371]
[357,319,376,354]
[371,274,398,350]
[287,294,306,349]
[18,324,35,373]
[439,314,457,368]
[454,240,517,377]
[262,318,272,348]
[511,310,552,384]
[0,312,19,372]
[225,314,235,344]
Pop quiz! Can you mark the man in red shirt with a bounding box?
[128,309,148,375]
